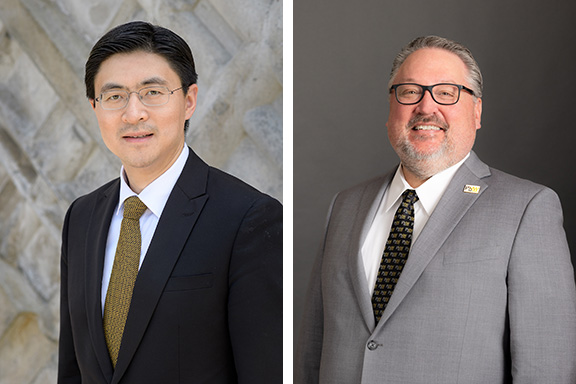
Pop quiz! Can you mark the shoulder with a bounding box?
[70,178,118,205]
[464,153,560,206]
[182,148,281,210]
[485,167,560,205]
[203,167,282,245]
[462,163,565,225]
[64,178,119,218]
[332,170,395,208]
[205,166,282,213]
[208,166,276,199]
[183,165,283,229]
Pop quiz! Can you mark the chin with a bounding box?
[399,139,451,160]
[397,142,457,179]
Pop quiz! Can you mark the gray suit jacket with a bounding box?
[296,152,576,383]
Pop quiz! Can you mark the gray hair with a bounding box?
[388,36,483,98]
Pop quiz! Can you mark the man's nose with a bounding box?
[414,89,438,114]
[122,93,148,124]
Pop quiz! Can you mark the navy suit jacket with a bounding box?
[58,148,282,383]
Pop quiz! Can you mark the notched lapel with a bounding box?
[85,181,120,380]
[347,174,394,331]
[376,153,491,327]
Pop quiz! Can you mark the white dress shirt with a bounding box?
[362,154,470,295]
[101,145,189,313]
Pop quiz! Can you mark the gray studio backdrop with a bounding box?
[294,0,576,348]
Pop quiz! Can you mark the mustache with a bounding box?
[406,115,449,131]
[118,124,156,135]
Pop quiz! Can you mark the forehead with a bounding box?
[394,48,469,84]
[94,51,179,91]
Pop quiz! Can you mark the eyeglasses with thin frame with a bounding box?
[390,83,476,105]
[95,85,187,110]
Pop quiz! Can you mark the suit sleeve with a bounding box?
[57,203,82,384]
[294,194,339,384]
[508,187,576,382]
[227,195,283,383]
[294,244,325,384]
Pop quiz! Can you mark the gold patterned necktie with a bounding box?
[103,196,148,367]
[371,189,419,323]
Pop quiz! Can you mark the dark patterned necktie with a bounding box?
[103,196,148,367]
[371,189,419,323]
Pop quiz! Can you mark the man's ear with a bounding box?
[185,84,198,120]
[474,98,482,130]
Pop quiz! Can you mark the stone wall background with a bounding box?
[0,0,282,382]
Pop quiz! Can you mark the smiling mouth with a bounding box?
[412,125,445,131]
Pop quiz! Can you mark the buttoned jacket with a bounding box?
[296,152,576,383]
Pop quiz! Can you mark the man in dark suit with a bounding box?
[58,21,282,384]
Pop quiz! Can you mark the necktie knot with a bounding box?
[123,196,147,220]
[402,189,419,205]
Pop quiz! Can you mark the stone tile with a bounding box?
[0,287,16,338]
[0,1,283,380]
[0,313,54,384]
[31,361,57,384]
[243,103,283,168]
[223,137,282,201]
[0,163,8,191]
[6,52,58,138]
[42,291,60,342]
[19,225,60,302]
[194,1,244,55]
[28,176,68,233]
[0,24,19,82]
[0,258,44,314]
[46,0,123,42]
[170,11,233,84]
[21,0,92,77]
[211,0,271,41]
[0,84,37,142]
[29,103,94,184]
[0,184,23,266]
[57,146,119,203]
[0,202,41,268]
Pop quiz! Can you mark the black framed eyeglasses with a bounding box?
[390,83,476,105]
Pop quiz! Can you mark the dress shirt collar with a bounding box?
[117,145,189,217]
[383,153,470,216]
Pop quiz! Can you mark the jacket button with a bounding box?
[367,340,378,351]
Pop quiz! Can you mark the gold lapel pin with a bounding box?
[463,185,481,194]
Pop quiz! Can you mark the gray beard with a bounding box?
[395,138,456,181]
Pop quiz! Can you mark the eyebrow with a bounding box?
[99,77,169,93]
[399,78,459,84]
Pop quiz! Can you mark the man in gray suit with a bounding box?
[295,36,576,383]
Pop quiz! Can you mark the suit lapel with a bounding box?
[85,180,120,381]
[376,152,491,327]
[112,149,209,384]
[348,173,394,331]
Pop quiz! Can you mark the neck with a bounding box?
[123,169,151,195]
[123,158,178,195]
[401,165,429,188]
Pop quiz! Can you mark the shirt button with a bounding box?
[367,340,378,351]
